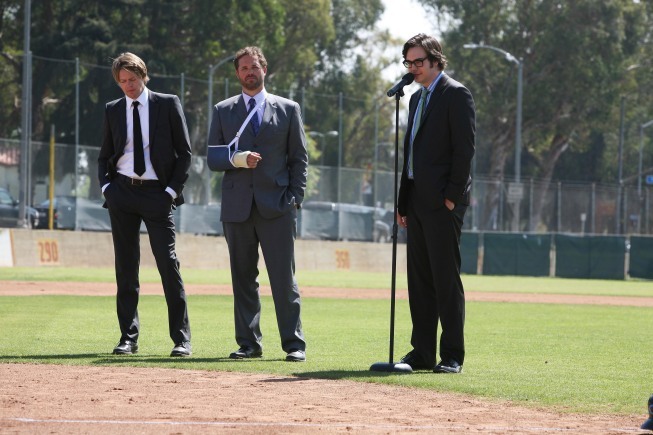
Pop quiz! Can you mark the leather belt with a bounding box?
[116,173,159,186]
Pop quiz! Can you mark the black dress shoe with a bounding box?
[399,350,432,370]
[170,342,192,357]
[229,346,262,359]
[113,340,138,355]
[285,349,306,362]
[434,359,462,373]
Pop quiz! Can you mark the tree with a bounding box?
[418,0,652,231]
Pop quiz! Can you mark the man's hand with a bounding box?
[445,198,455,210]
[397,211,407,228]
[246,152,262,168]
[233,151,262,168]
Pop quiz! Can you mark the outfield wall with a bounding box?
[3,229,652,280]
[1,229,406,273]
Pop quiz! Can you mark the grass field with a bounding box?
[1,267,652,416]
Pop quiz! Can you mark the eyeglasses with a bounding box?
[403,57,428,68]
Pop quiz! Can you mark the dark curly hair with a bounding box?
[402,33,448,70]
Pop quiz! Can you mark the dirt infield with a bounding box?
[3,280,653,307]
[1,281,649,434]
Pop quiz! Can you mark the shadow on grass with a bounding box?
[293,369,414,380]
[0,354,102,361]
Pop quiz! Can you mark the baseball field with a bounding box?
[1,267,652,434]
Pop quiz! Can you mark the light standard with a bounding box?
[636,120,653,234]
[207,55,235,139]
[204,55,235,204]
[373,141,393,207]
[638,120,653,199]
[464,43,523,231]
[308,130,338,166]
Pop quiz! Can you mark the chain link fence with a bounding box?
[2,137,651,236]
[4,56,652,237]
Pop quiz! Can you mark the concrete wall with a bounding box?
[1,229,407,273]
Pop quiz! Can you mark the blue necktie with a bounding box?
[248,98,260,135]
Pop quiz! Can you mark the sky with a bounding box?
[378,0,435,83]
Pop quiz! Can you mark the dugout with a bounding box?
[481,232,551,276]
[554,234,626,280]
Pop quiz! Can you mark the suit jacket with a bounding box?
[98,91,192,207]
[208,93,308,222]
[398,73,476,215]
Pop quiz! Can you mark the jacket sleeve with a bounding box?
[286,102,308,206]
[168,95,192,195]
[444,86,476,203]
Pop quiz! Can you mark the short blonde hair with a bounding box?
[112,52,150,83]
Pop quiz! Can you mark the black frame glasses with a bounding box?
[403,57,428,68]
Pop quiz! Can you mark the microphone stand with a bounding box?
[370,89,412,373]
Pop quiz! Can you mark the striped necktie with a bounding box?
[248,98,260,135]
[409,88,429,177]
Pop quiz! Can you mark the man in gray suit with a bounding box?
[208,46,308,362]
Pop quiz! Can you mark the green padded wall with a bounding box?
[460,232,479,275]
[482,233,551,276]
[554,234,626,280]
[628,236,653,279]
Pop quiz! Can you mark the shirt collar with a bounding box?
[243,88,267,106]
[425,72,443,94]
[126,87,149,108]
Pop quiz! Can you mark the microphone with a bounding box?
[386,73,414,97]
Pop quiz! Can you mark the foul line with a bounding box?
[3,417,638,433]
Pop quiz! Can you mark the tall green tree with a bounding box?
[419,0,651,230]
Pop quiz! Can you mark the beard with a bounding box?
[240,75,263,91]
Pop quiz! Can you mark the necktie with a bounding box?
[248,98,260,135]
[132,101,145,176]
[409,88,429,176]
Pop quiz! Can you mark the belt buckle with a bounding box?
[131,177,143,185]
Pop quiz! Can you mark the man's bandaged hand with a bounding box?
[232,151,252,168]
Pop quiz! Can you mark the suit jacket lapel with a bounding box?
[259,95,275,135]
[148,91,160,147]
[116,98,127,151]
[422,73,448,120]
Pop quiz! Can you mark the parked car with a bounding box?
[0,188,39,228]
[299,201,405,243]
[34,196,111,231]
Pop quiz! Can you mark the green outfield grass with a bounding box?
[1,268,652,416]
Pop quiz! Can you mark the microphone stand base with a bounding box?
[369,362,413,373]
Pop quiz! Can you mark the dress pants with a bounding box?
[406,184,466,366]
[223,202,305,353]
[105,177,190,345]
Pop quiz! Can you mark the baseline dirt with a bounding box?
[0,281,648,433]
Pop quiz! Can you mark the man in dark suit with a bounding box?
[208,46,308,362]
[98,52,192,357]
[397,34,476,373]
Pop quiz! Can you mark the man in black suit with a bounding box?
[397,34,476,373]
[98,52,192,357]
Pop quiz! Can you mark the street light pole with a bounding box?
[464,43,524,230]
[207,55,235,139]
[308,130,338,166]
[638,120,653,198]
